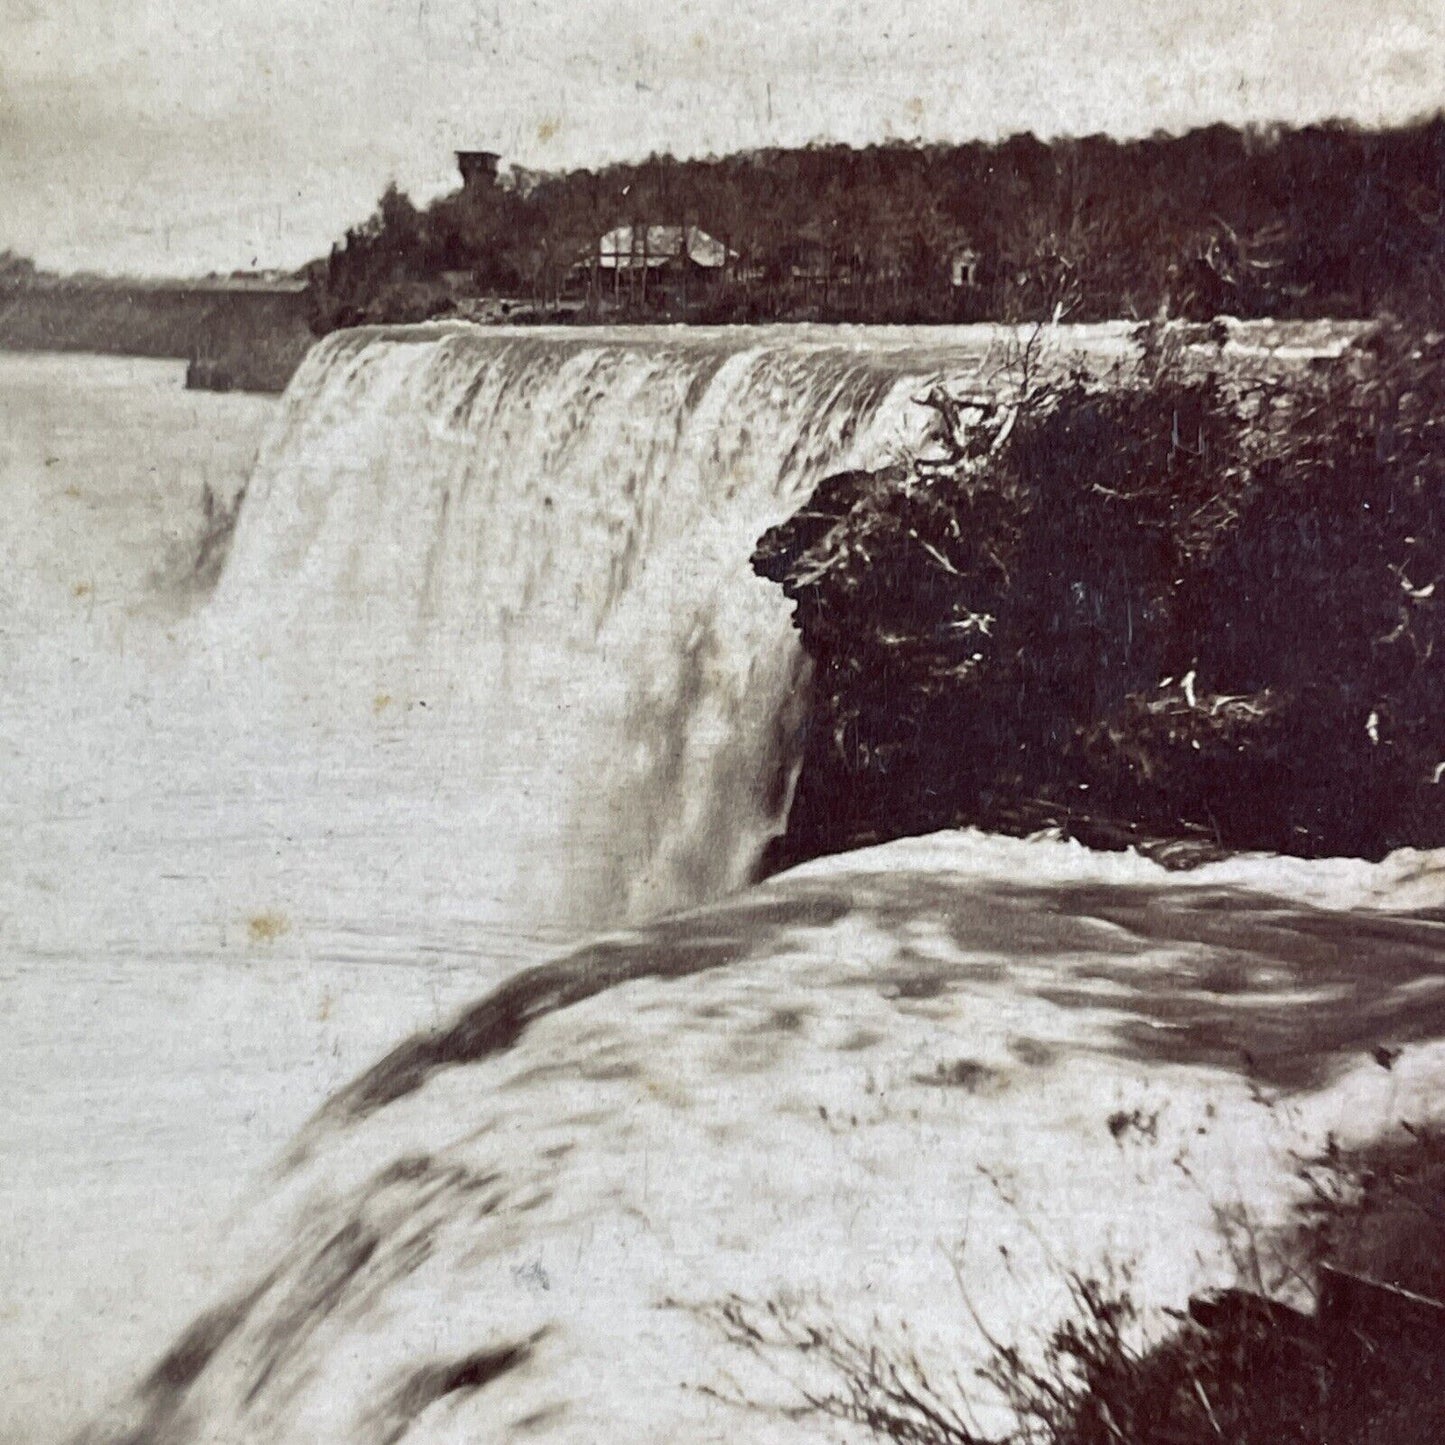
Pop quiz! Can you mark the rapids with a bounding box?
[77,832,1445,1445]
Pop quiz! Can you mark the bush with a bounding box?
[700,1127,1445,1444]
[755,323,1445,868]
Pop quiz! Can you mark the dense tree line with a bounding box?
[0,250,39,285]
[308,116,1445,330]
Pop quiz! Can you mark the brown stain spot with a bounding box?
[248,911,290,944]
[373,692,394,715]
[646,1075,690,1107]
[317,990,333,1022]
[1108,1107,1160,1143]
[63,483,82,498]
[72,581,92,598]
[905,96,925,125]
[536,116,560,144]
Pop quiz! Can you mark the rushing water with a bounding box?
[1,331,977,1443]
[4,325,1442,1445]
[212,324,921,926]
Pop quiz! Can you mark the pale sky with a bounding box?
[3,0,1443,276]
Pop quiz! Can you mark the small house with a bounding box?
[582,224,735,306]
[950,243,982,288]
[593,225,732,274]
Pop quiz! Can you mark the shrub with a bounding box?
[699,1127,1445,1444]
[755,323,1445,867]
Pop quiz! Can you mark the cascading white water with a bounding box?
[207,324,959,928]
[9,324,1146,967]
[6,331,982,1444]
[30,326,1445,1445]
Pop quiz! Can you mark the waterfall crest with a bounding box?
[210,324,952,925]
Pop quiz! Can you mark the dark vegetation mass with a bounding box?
[6,116,1445,376]
[308,116,1445,329]
[755,323,1445,867]
[704,1124,1445,1444]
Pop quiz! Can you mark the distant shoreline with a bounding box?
[0,278,314,393]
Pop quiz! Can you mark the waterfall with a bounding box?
[207,324,952,928]
[55,324,1445,1445]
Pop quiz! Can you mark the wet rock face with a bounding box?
[75,840,1445,1445]
[755,327,1445,870]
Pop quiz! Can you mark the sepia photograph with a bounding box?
[5,2,1445,1441]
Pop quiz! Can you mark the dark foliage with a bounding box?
[755,324,1445,866]
[1009,1126,1445,1444]
[1297,1122,1445,1306]
[989,1264,1445,1445]
[308,116,1445,329]
[702,1128,1445,1444]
